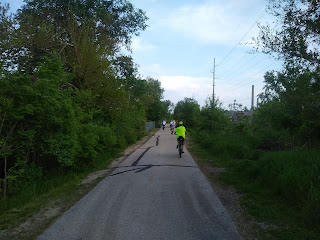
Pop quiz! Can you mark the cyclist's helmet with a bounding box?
[179,121,183,125]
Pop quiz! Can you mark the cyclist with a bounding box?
[175,121,187,153]
[170,120,175,134]
[162,120,166,130]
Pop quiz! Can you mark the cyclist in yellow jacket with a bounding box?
[175,121,187,153]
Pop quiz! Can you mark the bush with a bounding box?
[6,160,43,194]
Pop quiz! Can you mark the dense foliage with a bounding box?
[256,0,320,149]
[258,0,320,67]
[173,98,200,128]
[0,1,170,198]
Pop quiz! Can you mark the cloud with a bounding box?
[163,1,265,45]
[159,75,208,91]
[137,63,164,77]
[132,38,156,52]
[158,75,212,105]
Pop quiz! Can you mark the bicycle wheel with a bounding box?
[179,143,182,158]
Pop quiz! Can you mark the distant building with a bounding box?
[227,110,253,122]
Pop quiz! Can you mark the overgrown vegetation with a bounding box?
[183,98,320,238]
[0,0,170,222]
[175,0,320,238]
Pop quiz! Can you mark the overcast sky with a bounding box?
[3,0,283,109]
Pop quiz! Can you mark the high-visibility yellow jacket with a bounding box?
[176,125,186,139]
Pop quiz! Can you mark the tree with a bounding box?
[160,100,173,121]
[198,99,230,132]
[255,0,320,148]
[257,65,320,148]
[257,0,320,67]
[0,3,15,70]
[140,77,166,121]
[228,100,243,112]
[6,0,148,87]
[173,98,200,128]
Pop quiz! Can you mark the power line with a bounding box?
[228,61,277,92]
[217,8,266,67]
[193,85,210,99]
[222,56,269,85]
[217,51,250,79]
[220,53,262,80]
[193,59,276,107]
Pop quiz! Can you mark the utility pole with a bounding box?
[251,85,254,112]
[212,58,215,103]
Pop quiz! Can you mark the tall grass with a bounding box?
[191,129,261,160]
[255,150,320,225]
[0,150,118,230]
[0,171,79,212]
[191,128,320,228]
[0,172,81,230]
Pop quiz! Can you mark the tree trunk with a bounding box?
[4,156,7,198]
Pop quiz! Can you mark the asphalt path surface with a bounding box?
[38,126,241,240]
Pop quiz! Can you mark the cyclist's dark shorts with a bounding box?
[178,136,185,142]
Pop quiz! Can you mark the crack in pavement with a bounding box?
[109,164,198,176]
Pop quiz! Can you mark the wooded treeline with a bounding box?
[174,0,320,228]
[0,0,170,198]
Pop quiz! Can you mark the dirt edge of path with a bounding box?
[1,129,159,240]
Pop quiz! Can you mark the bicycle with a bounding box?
[177,136,184,158]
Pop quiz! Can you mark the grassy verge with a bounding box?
[187,134,320,240]
[0,128,158,240]
[0,150,119,240]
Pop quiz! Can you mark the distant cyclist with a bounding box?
[170,121,175,134]
[162,120,166,130]
[175,121,187,153]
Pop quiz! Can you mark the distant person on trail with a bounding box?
[175,121,187,153]
[162,120,166,130]
[170,121,175,134]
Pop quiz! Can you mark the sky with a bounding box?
[2,0,283,109]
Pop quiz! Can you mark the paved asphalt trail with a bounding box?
[38,126,241,240]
